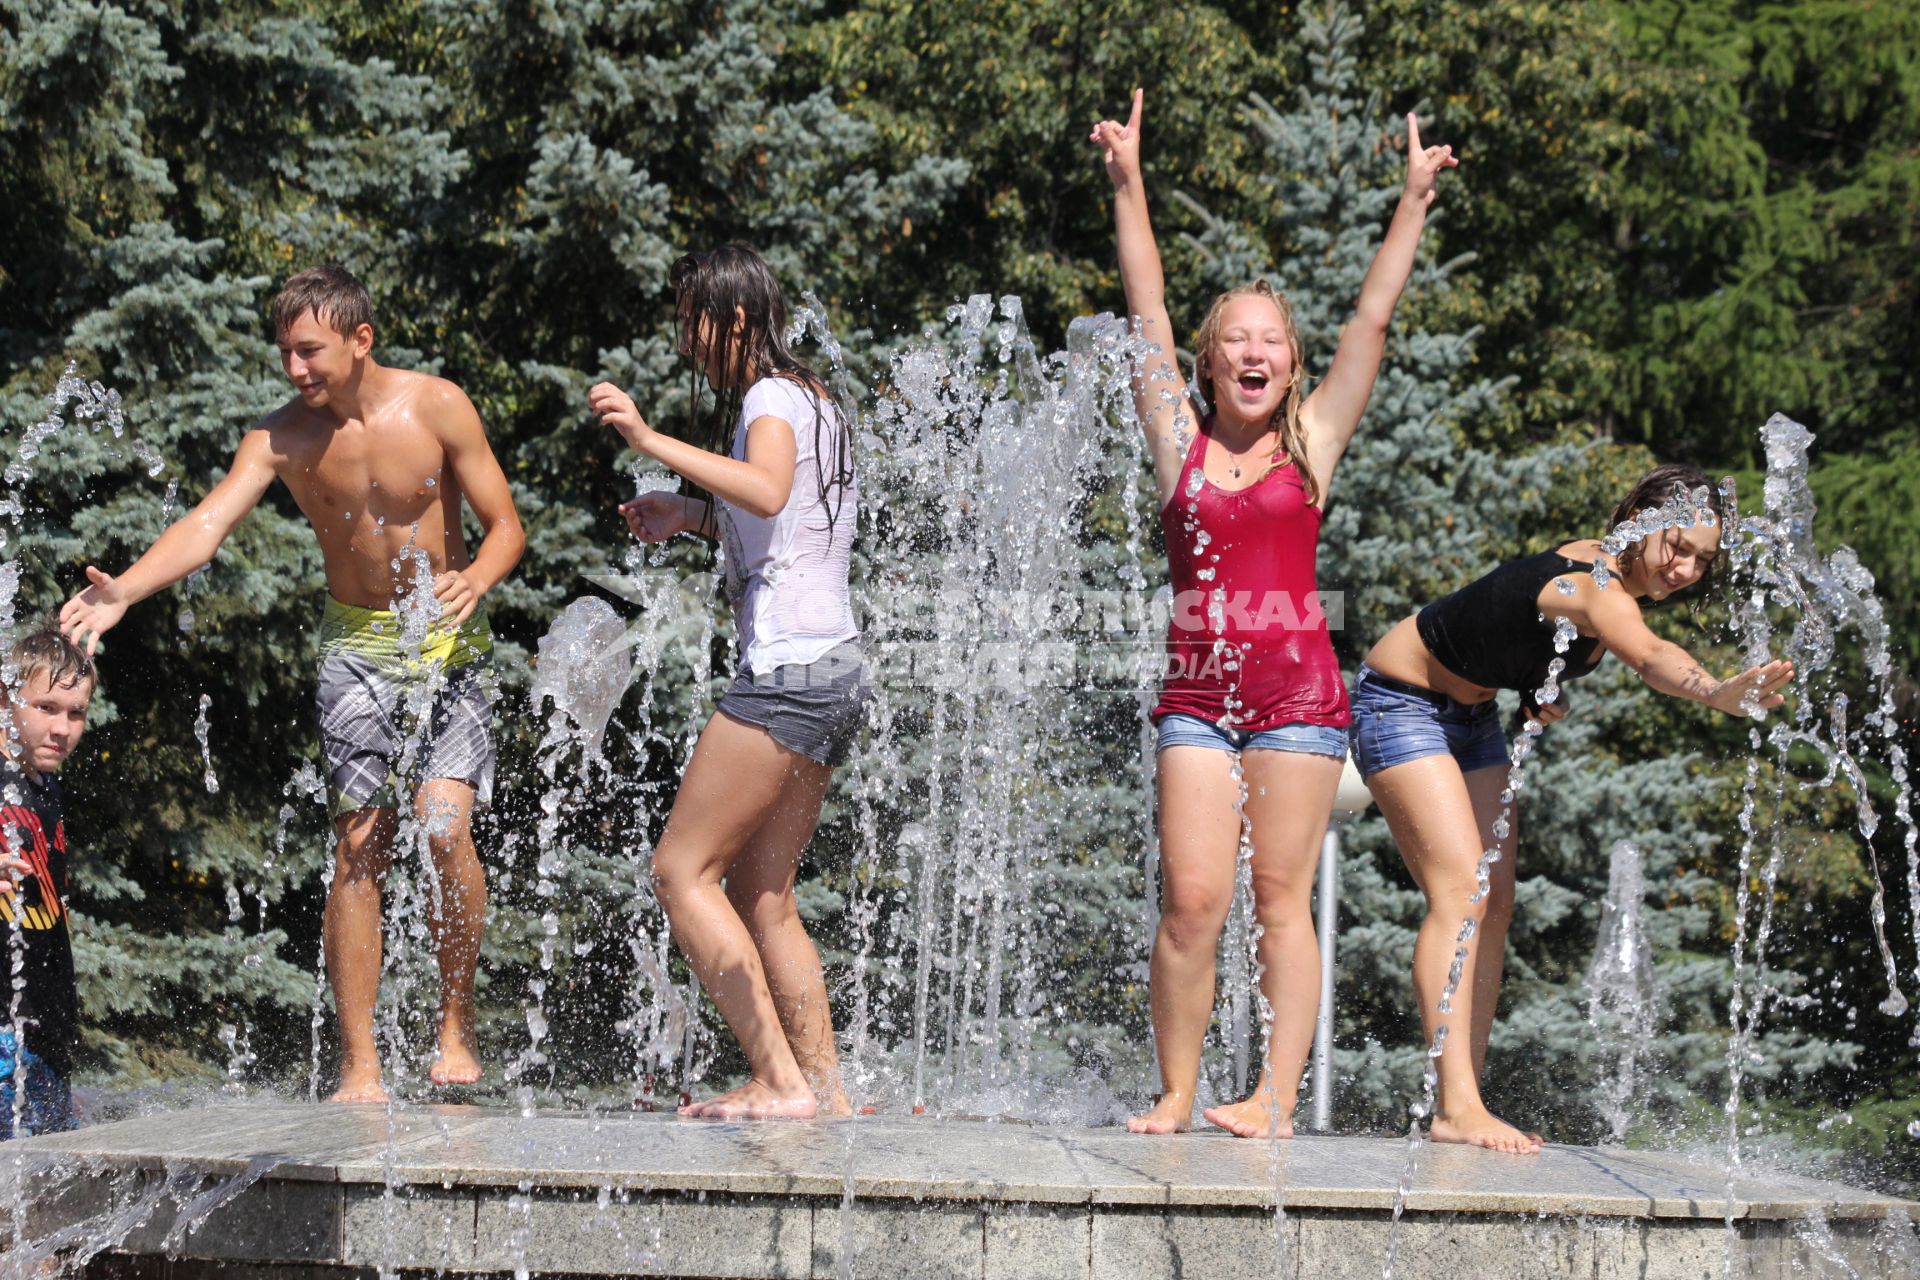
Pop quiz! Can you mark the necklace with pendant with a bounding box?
[1227,431,1274,480]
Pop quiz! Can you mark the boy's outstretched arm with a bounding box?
[59,430,280,654]
[432,383,524,625]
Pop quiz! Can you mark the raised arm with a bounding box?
[1090,89,1189,509]
[1573,577,1794,715]
[59,429,280,654]
[431,382,526,625]
[1301,113,1457,493]
[589,384,796,520]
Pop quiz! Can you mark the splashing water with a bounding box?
[529,598,638,764]
[194,694,219,794]
[1584,840,1660,1143]
[1711,416,1920,1271]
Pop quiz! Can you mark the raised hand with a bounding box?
[1403,113,1458,208]
[1713,659,1795,717]
[59,565,129,656]
[589,382,653,452]
[1089,88,1144,188]
[618,493,688,544]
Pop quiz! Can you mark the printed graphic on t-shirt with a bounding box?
[0,805,66,931]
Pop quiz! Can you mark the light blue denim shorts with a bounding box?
[1347,664,1509,779]
[1154,713,1348,759]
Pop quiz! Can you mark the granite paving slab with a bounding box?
[12,1102,1913,1223]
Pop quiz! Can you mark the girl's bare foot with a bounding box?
[678,1079,818,1120]
[1203,1094,1295,1139]
[429,1035,483,1086]
[1126,1093,1193,1134]
[327,1060,389,1104]
[1430,1104,1542,1154]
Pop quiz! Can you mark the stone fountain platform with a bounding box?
[9,1102,1916,1278]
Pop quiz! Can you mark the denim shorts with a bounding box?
[1155,713,1348,759]
[717,638,871,766]
[1348,664,1509,779]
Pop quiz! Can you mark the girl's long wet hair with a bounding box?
[1191,280,1316,505]
[670,244,852,541]
[1609,462,1727,608]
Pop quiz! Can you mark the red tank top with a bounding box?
[1151,423,1350,731]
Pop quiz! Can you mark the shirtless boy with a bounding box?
[60,265,525,1103]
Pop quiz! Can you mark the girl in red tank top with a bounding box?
[1090,88,1456,1137]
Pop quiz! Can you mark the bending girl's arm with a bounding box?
[590,382,796,519]
[1090,89,1188,508]
[1301,114,1457,490]
[1575,581,1793,715]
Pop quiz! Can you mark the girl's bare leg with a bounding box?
[652,711,819,1119]
[1129,746,1244,1134]
[723,758,851,1115]
[1368,755,1536,1154]
[1202,749,1342,1138]
[1462,765,1518,1096]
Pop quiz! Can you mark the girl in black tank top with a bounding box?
[1348,465,1795,1156]
[1415,551,1606,714]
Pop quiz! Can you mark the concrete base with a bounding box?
[7,1103,1916,1278]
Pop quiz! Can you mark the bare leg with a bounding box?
[1202,749,1341,1138]
[417,779,486,1086]
[652,711,821,1119]
[1128,746,1241,1134]
[1368,756,1537,1154]
[724,760,849,1115]
[324,807,398,1103]
[1462,766,1516,1090]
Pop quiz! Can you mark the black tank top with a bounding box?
[1416,550,1605,700]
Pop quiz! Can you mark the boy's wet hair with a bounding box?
[5,626,98,697]
[272,263,374,342]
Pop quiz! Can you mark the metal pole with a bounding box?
[1311,824,1339,1132]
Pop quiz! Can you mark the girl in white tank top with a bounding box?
[587,243,867,1121]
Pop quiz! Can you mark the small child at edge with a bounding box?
[0,625,97,1139]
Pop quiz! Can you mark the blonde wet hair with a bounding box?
[1191,280,1316,506]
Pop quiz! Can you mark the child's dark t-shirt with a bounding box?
[0,759,76,1077]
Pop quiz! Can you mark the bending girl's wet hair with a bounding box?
[668,245,854,540]
[1607,463,1726,609]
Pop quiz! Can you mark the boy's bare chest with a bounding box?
[280,422,451,527]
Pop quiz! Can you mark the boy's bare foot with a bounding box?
[327,1061,389,1104]
[1203,1094,1295,1139]
[1126,1093,1193,1134]
[678,1080,818,1120]
[1431,1105,1542,1154]
[820,1090,853,1117]
[429,1036,483,1086]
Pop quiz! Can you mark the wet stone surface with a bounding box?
[9,1103,1917,1278]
